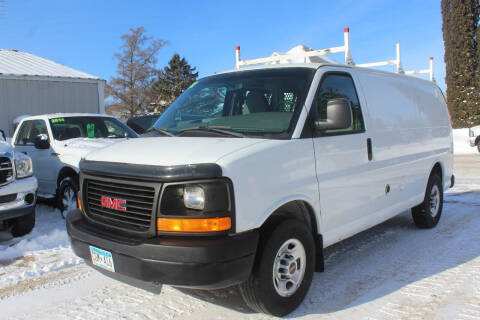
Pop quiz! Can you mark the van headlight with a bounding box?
[14,153,34,179]
[469,129,475,137]
[184,185,205,210]
[158,179,233,233]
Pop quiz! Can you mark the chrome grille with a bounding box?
[84,179,156,231]
[0,157,13,186]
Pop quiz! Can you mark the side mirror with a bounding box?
[315,98,352,131]
[34,134,50,149]
[0,129,5,142]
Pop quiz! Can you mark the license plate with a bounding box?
[89,246,115,272]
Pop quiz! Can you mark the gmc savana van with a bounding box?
[67,50,453,315]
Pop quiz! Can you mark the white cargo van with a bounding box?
[67,40,453,316]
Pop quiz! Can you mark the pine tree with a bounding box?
[152,54,199,110]
[441,0,480,128]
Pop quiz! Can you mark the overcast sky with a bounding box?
[1,0,446,89]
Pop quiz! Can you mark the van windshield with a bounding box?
[153,68,315,139]
[49,116,138,141]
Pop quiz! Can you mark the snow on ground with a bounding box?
[453,128,478,155]
[0,137,478,319]
[0,205,83,290]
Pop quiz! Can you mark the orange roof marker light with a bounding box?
[157,217,232,233]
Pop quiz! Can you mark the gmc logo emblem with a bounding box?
[100,196,127,211]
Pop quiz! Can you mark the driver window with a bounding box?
[104,120,127,138]
[15,120,48,145]
[315,73,365,135]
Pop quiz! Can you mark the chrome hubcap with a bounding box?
[273,238,306,297]
[62,187,76,212]
[429,185,440,217]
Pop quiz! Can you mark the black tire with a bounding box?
[239,219,315,316]
[477,143,480,153]
[412,174,443,228]
[57,176,78,218]
[11,209,35,237]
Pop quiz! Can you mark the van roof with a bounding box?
[210,63,440,88]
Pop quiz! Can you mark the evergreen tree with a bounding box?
[152,54,199,110]
[441,0,480,128]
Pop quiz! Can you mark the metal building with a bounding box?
[0,49,105,136]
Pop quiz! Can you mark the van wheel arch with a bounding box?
[257,200,324,272]
[430,162,443,185]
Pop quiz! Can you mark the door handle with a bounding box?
[22,151,28,155]
[367,138,373,161]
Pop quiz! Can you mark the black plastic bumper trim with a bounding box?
[67,210,258,289]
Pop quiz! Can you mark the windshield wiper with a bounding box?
[179,126,245,138]
[144,127,176,137]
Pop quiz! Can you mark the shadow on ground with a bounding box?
[174,188,480,318]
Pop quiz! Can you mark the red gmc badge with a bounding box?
[100,196,127,211]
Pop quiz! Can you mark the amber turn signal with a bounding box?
[157,217,231,233]
[77,196,83,212]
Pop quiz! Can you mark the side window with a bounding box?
[15,120,48,145]
[15,121,32,145]
[104,120,127,138]
[315,73,365,135]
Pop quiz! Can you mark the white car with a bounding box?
[0,129,38,237]
[12,114,138,214]
[68,64,453,316]
[469,125,480,152]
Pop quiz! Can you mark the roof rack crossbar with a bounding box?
[405,57,435,82]
[235,28,354,69]
[234,28,435,82]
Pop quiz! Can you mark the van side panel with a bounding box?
[218,139,321,234]
[354,70,452,222]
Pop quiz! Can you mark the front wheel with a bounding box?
[412,174,443,228]
[239,219,315,316]
[58,177,78,218]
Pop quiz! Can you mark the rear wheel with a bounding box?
[10,209,35,237]
[412,174,443,228]
[239,219,315,316]
[477,143,480,153]
[58,176,78,218]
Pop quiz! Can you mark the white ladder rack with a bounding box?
[234,28,435,83]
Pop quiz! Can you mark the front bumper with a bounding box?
[0,176,37,220]
[67,210,259,289]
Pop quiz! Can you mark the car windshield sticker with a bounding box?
[188,81,198,89]
[87,123,95,138]
[51,118,65,124]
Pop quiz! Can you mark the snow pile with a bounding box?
[453,128,477,155]
[0,229,68,261]
[0,204,83,289]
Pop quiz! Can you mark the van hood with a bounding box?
[84,137,267,166]
[51,138,128,167]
